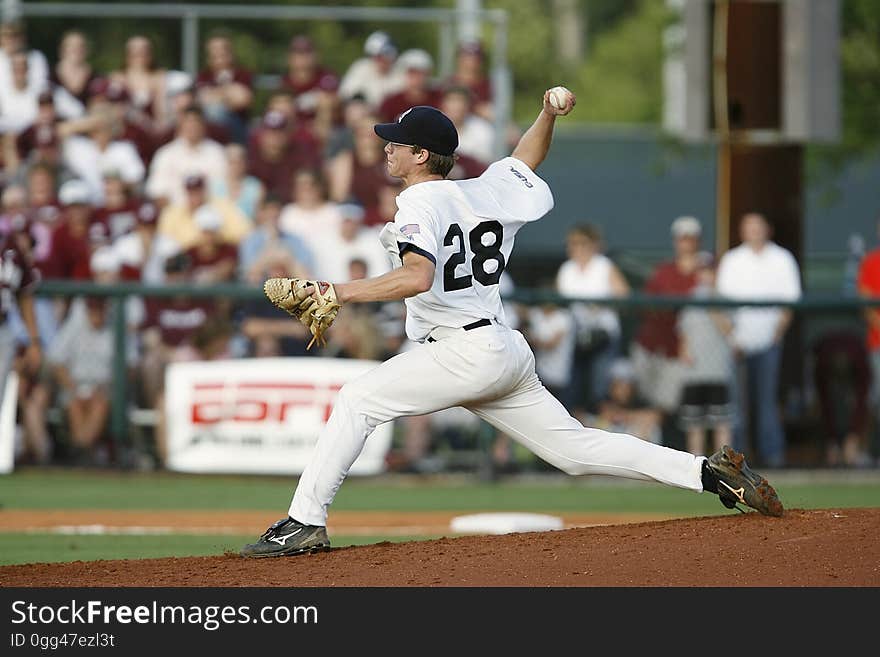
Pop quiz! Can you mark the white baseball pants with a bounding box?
[289,324,705,526]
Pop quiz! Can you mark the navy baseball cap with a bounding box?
[374,106,458,157]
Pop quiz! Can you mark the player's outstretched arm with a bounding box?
[511,86,576,171]
[335,251,435,303]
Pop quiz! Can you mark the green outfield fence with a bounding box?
[32,279,880,463]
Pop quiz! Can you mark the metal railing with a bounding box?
[33,278,880,452]
[16,1,512,158]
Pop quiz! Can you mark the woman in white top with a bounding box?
[556,224,630,417]
[279,169,343,273]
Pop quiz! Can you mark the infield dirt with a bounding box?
[2,507,878,586]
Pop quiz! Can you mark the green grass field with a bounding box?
[1,468,879,566]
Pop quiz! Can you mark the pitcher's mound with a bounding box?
[2,508,878,587]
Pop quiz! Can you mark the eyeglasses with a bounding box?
[386,141,415,150]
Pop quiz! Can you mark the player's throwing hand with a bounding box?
[543,85,576,116]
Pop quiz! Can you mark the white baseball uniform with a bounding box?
[289,157,705,526]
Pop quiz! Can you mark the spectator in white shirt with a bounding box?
[0,51,40,133]
[48,296,114,463]
[556,224,630,419]
[440,85,494,165]
[526,300,577,402]
[338,31,405,110]
[145,105,227,206]
[279,168,343,254]
[0,20,48,100]
[312,202,390,282]
[62,109,145,203]
[716,212,802,467]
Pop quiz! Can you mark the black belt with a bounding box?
[427,318,491,343]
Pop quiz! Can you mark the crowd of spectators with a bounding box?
[0,22,502,467]
[1,21,876,472]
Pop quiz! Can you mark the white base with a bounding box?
[449,512,564,535]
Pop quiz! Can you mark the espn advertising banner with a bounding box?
[164,358,392,475]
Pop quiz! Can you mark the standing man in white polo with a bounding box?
[716,212,802,467]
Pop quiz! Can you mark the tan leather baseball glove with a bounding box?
[263,277,341,349]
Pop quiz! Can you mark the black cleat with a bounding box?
[706,445,784,517]
[240,517,330,558]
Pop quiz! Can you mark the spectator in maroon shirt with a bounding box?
[632,215,704,418]
[443,40,493,120]
[24,162,62,266]
[184,205,238,285]
[378,49,442,123]
[14,90,58,160]
[138,251,213,424]
[246,110,321,202]
[11,120,77,190]
[248,90,322,154]
[43,179,97,280]
[195,31,253,144]
[91,170,139,240]
[280,35,339,135]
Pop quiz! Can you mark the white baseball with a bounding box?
[548,86,571,110]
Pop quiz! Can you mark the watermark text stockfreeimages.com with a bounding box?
[11,599,318,632]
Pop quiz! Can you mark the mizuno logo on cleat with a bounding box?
[719,480,746,505]
[269,528,303,545]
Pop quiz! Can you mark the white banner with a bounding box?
[164,358,392,476]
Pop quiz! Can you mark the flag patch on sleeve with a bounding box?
[400,223,421,239]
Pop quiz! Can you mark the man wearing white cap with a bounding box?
[183,205,239,284]
[378,49,441,122]
[338,31,405,109]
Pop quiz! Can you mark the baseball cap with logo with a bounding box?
[374,106,458,157]
[671,215,702,238]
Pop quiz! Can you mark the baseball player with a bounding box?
[1,216,42,408]
[241,88,783,558]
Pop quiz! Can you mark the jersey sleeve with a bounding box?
[393,197,439,265]
[459,156,553,223]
